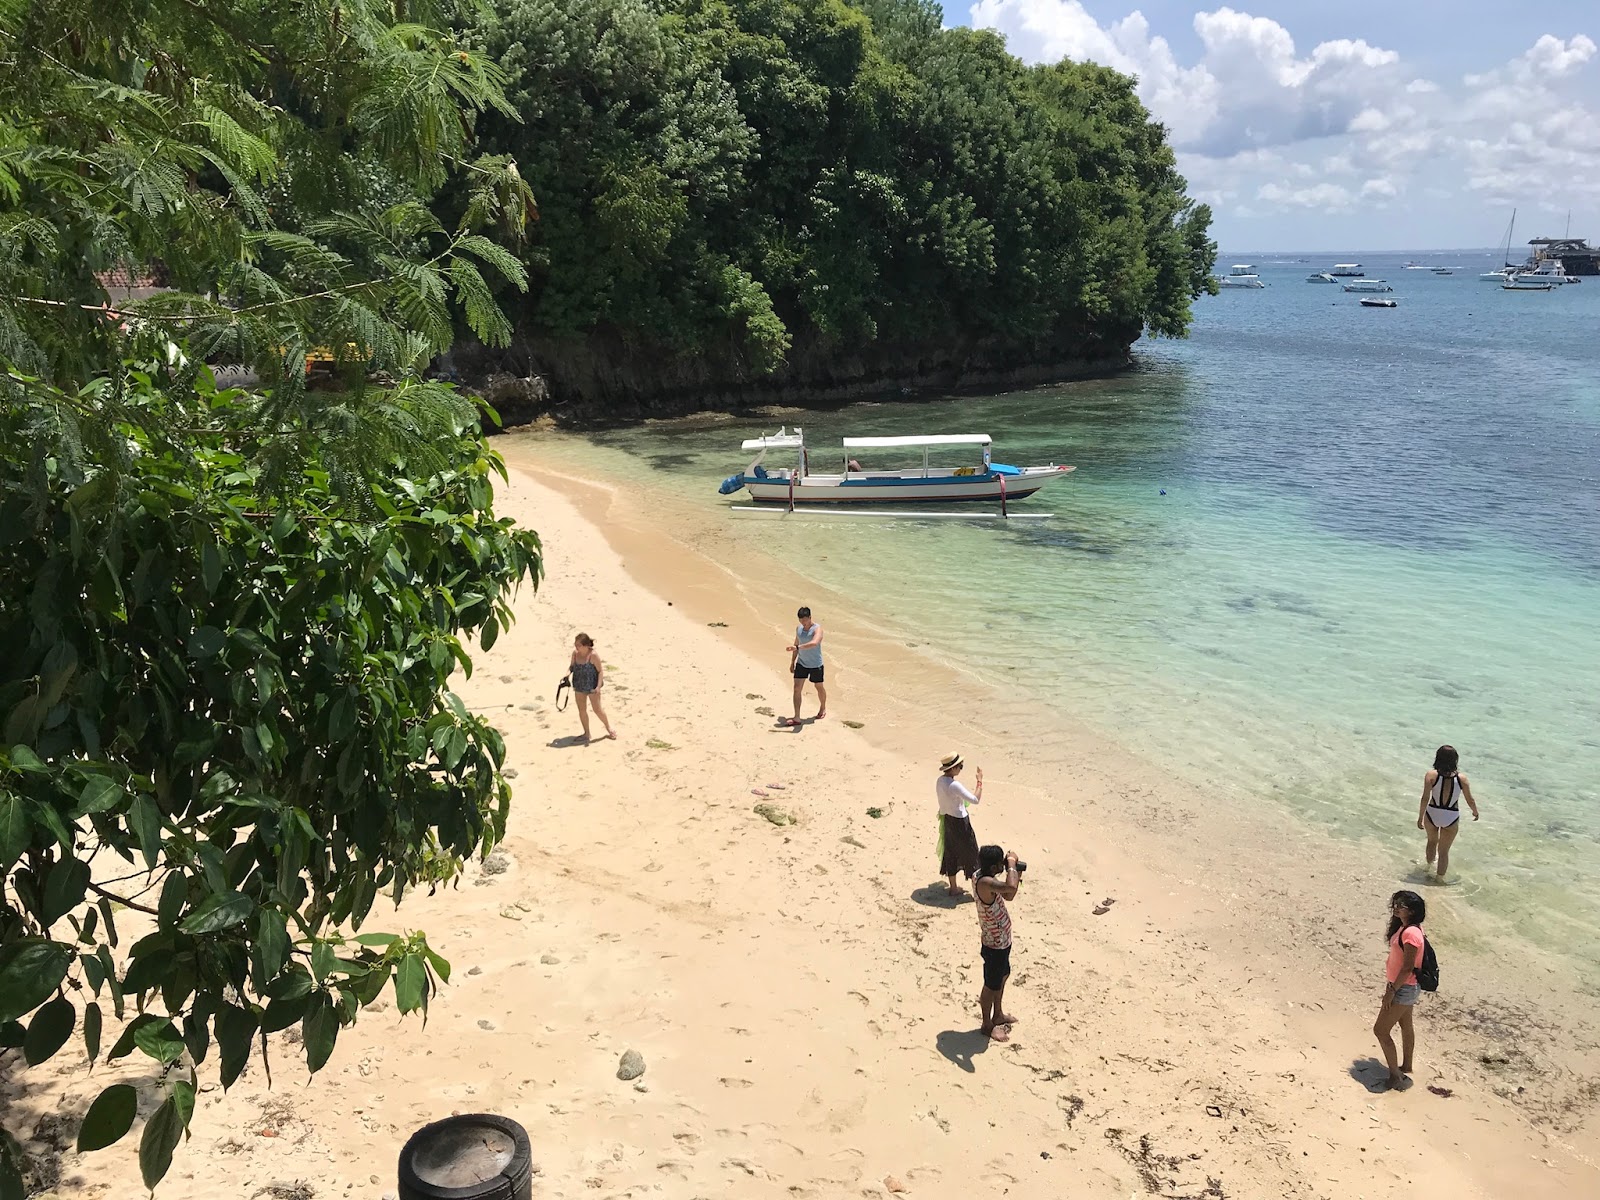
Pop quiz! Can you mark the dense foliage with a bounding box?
[0,1,540,1193]
[463,0,1216,387]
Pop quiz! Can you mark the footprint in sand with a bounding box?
[672,1132,702,1155]
[719,1077,754,1088]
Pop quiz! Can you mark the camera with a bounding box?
[1013,860,1027,873]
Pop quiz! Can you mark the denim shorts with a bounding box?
[1392,983,1419,1006]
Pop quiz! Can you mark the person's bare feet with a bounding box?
[1400,1061,1413,1075]
[603,730,617,740]
[1384,1072,1408,1091]
[814,710,827,720]
[946,886,967,898]
[993,1012,1018,1026]
[984,1024,1010,1042]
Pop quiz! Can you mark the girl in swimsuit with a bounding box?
[1416,744,1478,880]
[569,633,616,743]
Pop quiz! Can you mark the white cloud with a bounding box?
[960,6,1600,238]
[1347,108,1391,134]
[1256,182,1352,211]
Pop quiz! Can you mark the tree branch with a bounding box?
[87,881,161,917]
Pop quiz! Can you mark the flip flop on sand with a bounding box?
[751,788,769,797]
[1092,898,1116,916]
[766,782,787,790]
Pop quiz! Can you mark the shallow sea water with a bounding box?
[518,249,1600,977]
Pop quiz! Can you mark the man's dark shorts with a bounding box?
[792,663,825,683]
[980,944,1011,990]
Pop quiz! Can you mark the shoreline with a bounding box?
[14,448,1598,1198]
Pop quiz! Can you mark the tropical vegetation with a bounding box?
[460,0,1217,398]
[0,1,539,1192]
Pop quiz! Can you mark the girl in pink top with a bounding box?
[1373,890,1426,1091]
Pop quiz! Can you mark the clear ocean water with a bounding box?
[525,248,1600,975]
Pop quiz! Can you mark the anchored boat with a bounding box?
[718,428,1073,511]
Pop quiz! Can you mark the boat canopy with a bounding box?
[740,431,805,451]
[840,434,992,449]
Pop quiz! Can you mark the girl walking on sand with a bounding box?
[1417,744,1479,879]
[1373,890,1426,1090]
[568,633,616,743]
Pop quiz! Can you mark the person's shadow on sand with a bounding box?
[936,1029,992,1073]
[1349,1057,1409,1092]
[911,884,971,909]
[547,734,589,749]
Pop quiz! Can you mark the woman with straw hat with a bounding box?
[936,753,983,896]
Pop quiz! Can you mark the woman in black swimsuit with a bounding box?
[569,633,616,742]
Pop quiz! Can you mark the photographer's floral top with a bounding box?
[977,885,1012,949]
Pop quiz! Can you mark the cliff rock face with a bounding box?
[458,325,1139,428]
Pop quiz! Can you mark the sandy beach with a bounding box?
[10,448,1599,1200]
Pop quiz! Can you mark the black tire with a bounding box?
[397,1113,533,1200]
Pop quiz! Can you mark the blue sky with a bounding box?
[951,0,1600,250]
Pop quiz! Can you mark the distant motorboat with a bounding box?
[1431,267,1454,275]
[1305,272,1337,283]
[1522,259,1579,284]
[1342,279,1393,292]
[1360,297,1398,308]
[1480,268,1513,282]
[1219,264,1265,288]
[1502,274,1556,291]
[1403,262,1431,270]
[1328,263,1364,276]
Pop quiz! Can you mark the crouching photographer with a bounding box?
[974,844,1025,1042]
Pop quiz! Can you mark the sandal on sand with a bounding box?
[766,782,787,790]
[751,788,769,797]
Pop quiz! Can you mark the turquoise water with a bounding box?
[543,248,1600,973]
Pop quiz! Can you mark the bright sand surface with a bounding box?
[12,448,1600,1199]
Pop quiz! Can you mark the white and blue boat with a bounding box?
[719,428,1073,507]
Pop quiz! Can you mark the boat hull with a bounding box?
[740,467,1072,505]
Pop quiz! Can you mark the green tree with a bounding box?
[0,0,542,1191]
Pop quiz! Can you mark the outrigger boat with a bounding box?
[718,428,1073,514]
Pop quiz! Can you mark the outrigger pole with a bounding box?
[728,507,1053,520]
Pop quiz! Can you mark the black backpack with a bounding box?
[1407,926,1440,992]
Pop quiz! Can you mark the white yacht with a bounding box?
[1305,271,1337,283]
[1342,278,1393,293]
[1329,263,1364,276]
[1219,264,1265,288]
[1523,259,1579,284]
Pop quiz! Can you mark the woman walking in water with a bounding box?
[936,753,982,896]
[1373,890,1427,1091]
[1417,744,1478,879]
[568,633,616,743]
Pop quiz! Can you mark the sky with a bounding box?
[952,0,1600,251]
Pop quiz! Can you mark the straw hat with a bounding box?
[939,753,964,773]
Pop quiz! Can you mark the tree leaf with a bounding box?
[254,908,289,984]
[187,625,226,659]
[77,1083,139,1153]
[107,1013,163,1061]
[351,932,399,948]
[75,774,123,816]
[201,543,224,594]
[132,1017,185,1064]
[41,855,91,925]
[22,996,75,1065]
[171,1079,196,1132]
[0,795,28,870]
[422,945,451,985]
[0,939,74,1023]
[393,953,426,1015]
[129,794,163,870]
[215,1003,258,1089]
[302,994,338,1073]
[84,1001,103,1065]
[179,891,252,933]
[158,871,188,931]
[0,1022,22,1049]
[138,1094,183,1190]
